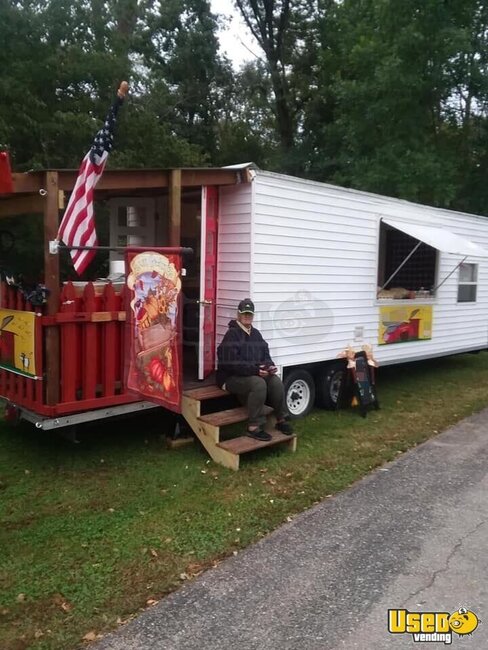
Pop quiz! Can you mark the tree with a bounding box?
[234,0,319,169]
[442,0,488,214]
[317,0,488,212]
[0,0,229,170]
[215,60,278,167]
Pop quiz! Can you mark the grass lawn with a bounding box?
[1,352,488,649]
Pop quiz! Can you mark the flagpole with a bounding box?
[56,81,130,275]
[54,244,194,254]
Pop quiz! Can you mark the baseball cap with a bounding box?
[238,299,255,314]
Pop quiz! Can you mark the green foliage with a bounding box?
[1,353,488,648]
[1,0,488,214]
[303,0,488,213]
[0,0,228,170]
[0,215,44,281]
[234,0,321,169]
[215,61,279,168]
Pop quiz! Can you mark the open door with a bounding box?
[125,247,183,413]
[198,186,218,380]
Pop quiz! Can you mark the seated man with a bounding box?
[216,298,293,441]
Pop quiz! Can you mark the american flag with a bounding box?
[57,92,126,275]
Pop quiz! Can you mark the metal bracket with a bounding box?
[49,240,60,255]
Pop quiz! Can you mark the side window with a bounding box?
[377,223,437,299]
[457,263,477,303]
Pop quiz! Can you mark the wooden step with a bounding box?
[198,405,273,427]
[183,385,229,400]
[217,430,296,455]
[182,391,297,471]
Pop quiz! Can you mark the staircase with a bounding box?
[182,385,297,471]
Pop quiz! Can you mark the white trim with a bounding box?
[198,187,207,379]
[249,173,256,306]
[222,162,257,170]
[373,214,382,302]
[457,262,478,303]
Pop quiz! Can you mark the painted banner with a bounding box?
[0,309,37,377]
[125,249,182,412]
[379,305,433,345]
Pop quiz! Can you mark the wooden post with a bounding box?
[168,169,181,246]
[44,171,60,405]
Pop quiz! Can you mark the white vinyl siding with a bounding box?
[248,170,488,368]
[216,183,253,343]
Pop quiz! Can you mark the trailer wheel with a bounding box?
[315,363,347,410]
[283,370,315,418]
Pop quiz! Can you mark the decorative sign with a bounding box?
[0,309,37,377]
[336,351,380,417]
[379,305,432,345]
[353,353,379,415]
[125,250,182,412]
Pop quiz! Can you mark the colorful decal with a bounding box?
[379,305,432,345]
[125,250,182,412]
[0,309,37,377]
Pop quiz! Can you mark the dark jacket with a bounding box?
[216,320,274,388]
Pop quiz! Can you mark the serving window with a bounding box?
[377,222,437,299]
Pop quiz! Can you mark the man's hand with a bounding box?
[259,366,269,377]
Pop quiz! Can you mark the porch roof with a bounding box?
[0,166,252,217]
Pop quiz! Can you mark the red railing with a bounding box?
[0,280,139,417]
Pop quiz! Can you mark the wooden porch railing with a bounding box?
[0,280,139,417]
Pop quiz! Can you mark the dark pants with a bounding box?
[224,375,288,427]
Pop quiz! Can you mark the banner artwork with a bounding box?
[125,250,182,412]
[0,309,37,378]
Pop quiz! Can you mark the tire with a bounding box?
[315,362,347,410]
[283,369,315,418]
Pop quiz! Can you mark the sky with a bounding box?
[210,0,259,68]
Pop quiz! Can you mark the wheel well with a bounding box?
[283,360,348,412]
[283,359,345,381]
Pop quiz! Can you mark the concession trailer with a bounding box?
[1,163,487,468]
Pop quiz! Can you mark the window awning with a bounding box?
[382,218,488,258]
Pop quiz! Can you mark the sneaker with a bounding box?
[276,419,294,435]
[246,427,272,442]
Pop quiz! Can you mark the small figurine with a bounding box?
[336,343,380,416]
[337,344,357,370]
[362,343,378,368]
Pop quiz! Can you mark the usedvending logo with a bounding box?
[388,607,480,644]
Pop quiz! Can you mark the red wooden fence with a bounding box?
[0,280,139,417]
